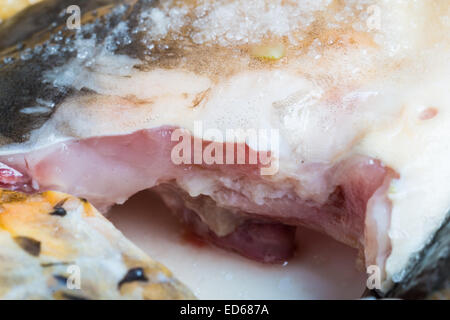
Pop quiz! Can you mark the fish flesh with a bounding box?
[384,214,450,300]
[0,188,194,299]
[0,0,449,298]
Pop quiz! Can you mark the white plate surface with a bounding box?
[109,191,367,299]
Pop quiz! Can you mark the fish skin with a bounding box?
[0,0,123,51]
[0,0,150,143]
[361,214,449,300]
[384,214,450,299]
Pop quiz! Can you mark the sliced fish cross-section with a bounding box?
[0,0,449,298]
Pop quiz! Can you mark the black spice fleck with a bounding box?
[41,261,73,268]
[50,206,67,217]
[118,267,148,289]
[53,275,68,286]
[61,292,89,300]
[14,236,41,256]
[50,199,67,216]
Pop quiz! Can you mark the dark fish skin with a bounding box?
[0,0,123,51]
[384,214,450,299]
[361,214,450,299]
[0,0,151,144]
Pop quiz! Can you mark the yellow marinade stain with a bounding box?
[0,190,87,260]
[0,0,42,20]
[250,42,286,61]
